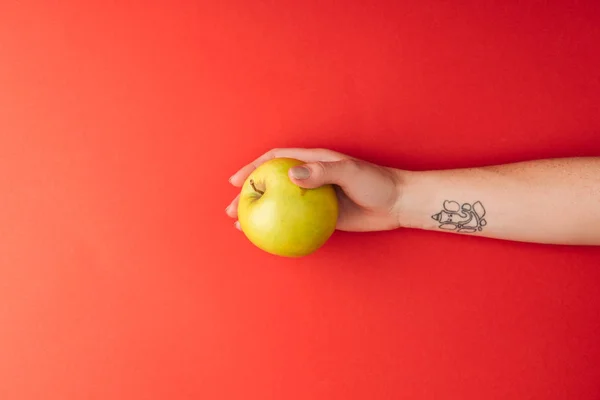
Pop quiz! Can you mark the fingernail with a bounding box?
[225,205,230,213]
[290,166,310,180]
[234,221,241,230]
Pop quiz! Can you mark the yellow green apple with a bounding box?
[237,157,339,257]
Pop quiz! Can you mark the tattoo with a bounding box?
[431,200,487,233]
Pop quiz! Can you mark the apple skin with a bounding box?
[237,157,339,257]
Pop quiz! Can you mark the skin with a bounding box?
[227,148,600,246]
[237,157,338,257]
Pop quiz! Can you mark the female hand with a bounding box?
[226,148,403,232]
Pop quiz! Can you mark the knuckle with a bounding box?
[315,148,338,159]
[257,148,281,164]
[311,159,360,184]
[312,161,328,176]
[267,148,281,157]
[340,158,361,171]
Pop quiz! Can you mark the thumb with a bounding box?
[288,159,359,189]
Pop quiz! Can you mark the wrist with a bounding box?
[390,168,430,230]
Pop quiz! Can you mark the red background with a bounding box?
[1,1,600,399]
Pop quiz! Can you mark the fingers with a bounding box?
[225,194,240,218]
[226,195,242,231]
[228,148,347,187]
[227,148,354,233]
[288,159,362,190]
[288,159,398,212]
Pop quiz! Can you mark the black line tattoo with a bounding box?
[431,200,487,233]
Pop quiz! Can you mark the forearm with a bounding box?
[395,157,600,245]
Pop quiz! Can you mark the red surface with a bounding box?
[1,1,600,399]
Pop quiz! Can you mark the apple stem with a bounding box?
[249,179,264,195]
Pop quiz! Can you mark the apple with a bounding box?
[237,157,339,257]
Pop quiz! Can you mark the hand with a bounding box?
[226,148,403,232]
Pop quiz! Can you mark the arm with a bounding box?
[395,157,600,245]
[228,149,600,246]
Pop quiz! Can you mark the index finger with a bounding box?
[228,148,348,187]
